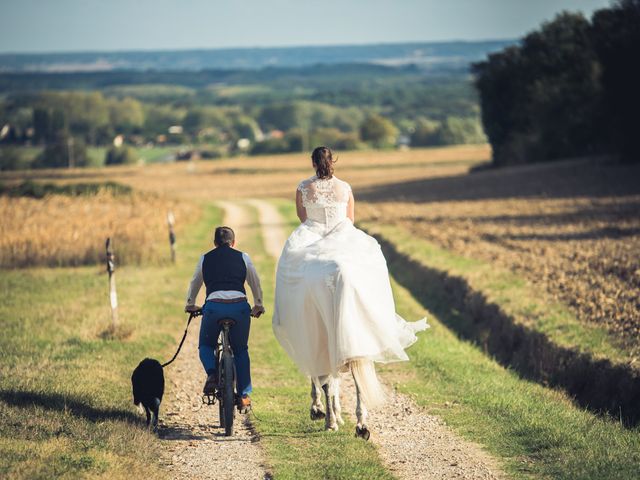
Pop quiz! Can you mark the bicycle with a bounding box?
[198,304,263,436]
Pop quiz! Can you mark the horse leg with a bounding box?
[332,377,345,426]
[321,377,338,431]
[351,368,370,440]
[310,377,326,420]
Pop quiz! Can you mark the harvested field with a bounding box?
[358,158,640,350]
[0,191,198,268]
[0,145,490,200]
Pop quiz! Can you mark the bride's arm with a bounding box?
[296,189,307,222]
[347,190,355,222]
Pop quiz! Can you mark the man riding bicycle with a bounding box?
[185,226,265,413]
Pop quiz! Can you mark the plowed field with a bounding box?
[358,158,640,351]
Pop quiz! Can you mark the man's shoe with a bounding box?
[203,373,217,395]
[238,395,251,414]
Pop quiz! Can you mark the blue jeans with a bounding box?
[199,300,252,397]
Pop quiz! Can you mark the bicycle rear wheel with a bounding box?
[218,393,225,428]
[222,353,235,436]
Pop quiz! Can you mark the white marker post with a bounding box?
[105,237,118,327]
[167,210,176,263]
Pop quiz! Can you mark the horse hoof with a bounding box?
[355,425,370,441]
[325,423,339,431]
[310,408,326,421]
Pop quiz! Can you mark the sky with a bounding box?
[0,0,612,54]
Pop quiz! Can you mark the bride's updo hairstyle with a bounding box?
[311,146,336,179]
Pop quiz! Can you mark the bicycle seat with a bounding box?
[217,317,236,327]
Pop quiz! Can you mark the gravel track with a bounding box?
[157,201,269,480]
[250,198,507,480]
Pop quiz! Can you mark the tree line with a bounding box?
[473,0,639,166]
[0,70,486,169]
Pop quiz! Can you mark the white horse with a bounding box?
[309,359,385,440]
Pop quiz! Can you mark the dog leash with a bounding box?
[162,311,200,368]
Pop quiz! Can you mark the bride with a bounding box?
[272,146,428,433]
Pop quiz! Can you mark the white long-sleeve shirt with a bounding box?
[185,251,263,308]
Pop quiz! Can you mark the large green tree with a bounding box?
[591,0,640,162]
[473,12,604,165]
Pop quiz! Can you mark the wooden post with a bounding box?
[167,210,176,263]
[105,237,118,327]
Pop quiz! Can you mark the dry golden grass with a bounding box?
[0,191,198,268]
[0,145,491,200]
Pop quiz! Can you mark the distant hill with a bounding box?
[0,40,514,73]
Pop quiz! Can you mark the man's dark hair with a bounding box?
[214,226,235,247]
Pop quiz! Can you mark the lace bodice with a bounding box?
[297,175,351,229]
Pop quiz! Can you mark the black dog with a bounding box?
[131,358,164,431]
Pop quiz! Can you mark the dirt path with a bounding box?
[249,198,507,480]
[158,201,269,480]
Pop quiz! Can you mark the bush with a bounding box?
[433,117,487,145]
[0,180,132,198]
[0,147,34,171]
[410,118,440,147]
[200,146,227,159]
[359,114,398,148]
[250,130,304,155]
[105,146,138,165]
[310,128,363,151]
[33,135,88,169]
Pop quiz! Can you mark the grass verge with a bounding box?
[0,200,217,479]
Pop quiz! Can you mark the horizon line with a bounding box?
[0,37,517,57]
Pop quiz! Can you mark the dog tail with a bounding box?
[349,359,386,409]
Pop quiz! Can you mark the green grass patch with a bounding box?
[133,146,177,164]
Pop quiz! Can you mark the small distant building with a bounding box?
[168,125,183,135]
[268,129,284,139]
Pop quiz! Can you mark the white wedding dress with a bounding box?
[272,175,428,378]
